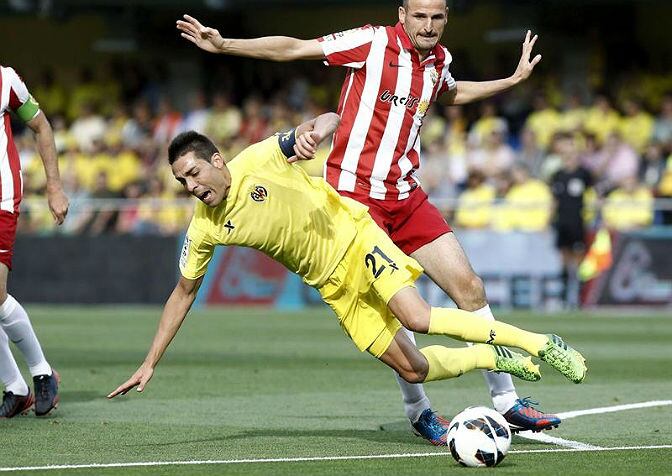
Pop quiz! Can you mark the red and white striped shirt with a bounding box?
[318,23,456,201]
[0,66,37,213]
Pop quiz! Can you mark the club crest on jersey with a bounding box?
[250,185,268,202]
[430,68,439,85]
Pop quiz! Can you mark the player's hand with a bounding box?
[288,131,322,163]
[512,30,542,83]
[107,364,154,399]
[46,186,69,225]
[176,14,225,54]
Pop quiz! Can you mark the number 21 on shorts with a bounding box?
[365,245,399,279]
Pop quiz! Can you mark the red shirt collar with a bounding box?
[394,22,445,65]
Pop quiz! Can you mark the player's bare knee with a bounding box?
[453,273,487,311]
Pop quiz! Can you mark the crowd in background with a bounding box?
[14,63,672,236]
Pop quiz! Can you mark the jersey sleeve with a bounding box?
[317,25,376,69]
[436,48,457,96]
[179,220,215,280]
[4,67,40,122]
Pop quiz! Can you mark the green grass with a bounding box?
[2,307,671,474]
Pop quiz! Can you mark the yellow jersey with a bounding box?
[179,133,370,287]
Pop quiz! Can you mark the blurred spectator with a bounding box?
[518,127,545,179]
[205,92,241,146]
[619,98,654,153]
[602,176,654,230]
[558,92,586,133]
[494,163,552,231]
[177,90,211,135]
[639,142,667,190]
[549,133,594,307]
[70,102,106,153]
[583,94,621,144]
[653,94,672,152]
[153,96,183,145]
[67,68,102,121]
[76,171,119,235]
[239,96,269,144]
[33,69,67,117]
[587,131,639,190]
[455,169,496,229]
[467,126,515,179]
[524,94,560,150]
[468,102,508,147]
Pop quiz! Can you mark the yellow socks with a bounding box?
[427,307,548,356]
[420,345,496,382]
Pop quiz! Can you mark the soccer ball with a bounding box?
[446,406,511,467]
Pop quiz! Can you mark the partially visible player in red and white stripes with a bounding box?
[177,0,560,442]
[0,65,68,418]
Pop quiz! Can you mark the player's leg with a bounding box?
[0,261,59,416]
[387,286,586,383]
[339,191,436,434]
[409,231,562,431]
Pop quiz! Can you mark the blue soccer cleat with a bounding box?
[33,369,60,417]
[503,397,561,433]
[411,408,451,446]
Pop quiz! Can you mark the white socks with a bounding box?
[0,295,51,378]
[394,327,431,422]
[0,327,29,395]
[473,305,519,413]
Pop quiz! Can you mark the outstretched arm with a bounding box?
[107,275,204,398]
[26,112,69,225]
[444,30,541,106]
[288,112,341,163]
[177,14,324,61]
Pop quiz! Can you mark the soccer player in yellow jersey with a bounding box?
[108,113,586,408]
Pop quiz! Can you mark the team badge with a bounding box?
[430,68,439,85]
[250,185,268,202]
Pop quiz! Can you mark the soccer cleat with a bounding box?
[503,397,561,433]
[33,369,60,416]
[411,408,451,446]
[490,345,541,382]
[0,391,35,418]
[538,334,587,383]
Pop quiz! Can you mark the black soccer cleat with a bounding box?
[0,390,35,418]
[33,369,60,416]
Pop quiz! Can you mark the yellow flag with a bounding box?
[578,228,613,281]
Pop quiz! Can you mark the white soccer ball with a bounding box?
[446,406,512,467]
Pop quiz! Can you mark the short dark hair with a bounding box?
[168,131,219,165]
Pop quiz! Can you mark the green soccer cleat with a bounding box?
[538,334,587,383]
[488,345,541,382]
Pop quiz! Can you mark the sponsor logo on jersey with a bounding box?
[179,235,191,270]
[379,89,421,109]
[250,185,268,202]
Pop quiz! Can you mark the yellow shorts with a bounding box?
[318,216,424,358]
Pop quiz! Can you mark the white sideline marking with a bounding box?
[516,431,602,450]
[557,400,672,420]
[2,400,671,472]
[516,400,672,450]
[1,446,671,472]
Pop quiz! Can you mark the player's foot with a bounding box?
[33,369,60,416]
[490,345,541,382]
[411,408,451,446]
[538,334,587,383]
[0,391,34,418]
[503,397,561,433]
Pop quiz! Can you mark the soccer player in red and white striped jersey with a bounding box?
[0,65,68,418]
[177,0,559,440]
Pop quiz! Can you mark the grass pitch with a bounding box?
[1,306,671,474]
